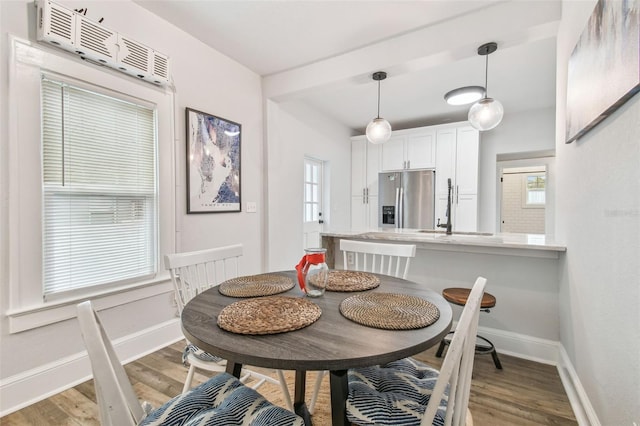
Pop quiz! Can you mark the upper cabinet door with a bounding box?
[366,142,381,196]
[435,127,456,194]
[351,138,366,197]
[380,136,405,171]
[455,126,479,195]
[405,130,436,169]
[380,129,436,171]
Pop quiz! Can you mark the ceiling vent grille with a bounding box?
[36,0,170,86]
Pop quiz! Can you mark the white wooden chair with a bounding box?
[76,301,303,426]
[164,245,292,410]
[346,277,487,426]
[340,239,416,279]
[308,239,417,414]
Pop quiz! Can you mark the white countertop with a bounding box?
[321,228,566,254]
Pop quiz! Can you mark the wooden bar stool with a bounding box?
[436,287,503,369]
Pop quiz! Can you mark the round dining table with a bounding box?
[181,270,453,426]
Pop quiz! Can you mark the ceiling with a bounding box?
[135,0,560,134]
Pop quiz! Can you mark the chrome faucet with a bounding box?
[437,178,453,235]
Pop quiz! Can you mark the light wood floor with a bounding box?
[1,340,577,425]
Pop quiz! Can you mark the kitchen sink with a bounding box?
[417,229,493,236]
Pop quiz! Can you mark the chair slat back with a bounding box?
[164,244,243,313]
[421,277,487,426]
[77,301,142,426]
[340,240,416,279]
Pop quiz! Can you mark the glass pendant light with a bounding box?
[366,71,392,144]
[468,42,504,131]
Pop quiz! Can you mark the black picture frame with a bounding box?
[185,107,241,213]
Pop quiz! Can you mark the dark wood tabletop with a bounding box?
[181,270,453,425]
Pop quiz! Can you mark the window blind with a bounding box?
[42,78,158,298]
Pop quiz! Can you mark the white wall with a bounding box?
[266,100,352,271]
[0,0,265,414]
[556,1,640,424]
[478,107,556,234]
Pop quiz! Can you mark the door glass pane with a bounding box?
[303,157,322,224]
[526,175,546,205]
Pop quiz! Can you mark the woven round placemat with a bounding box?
[218,273,295,298]
[217,296,322,335]
[340,292,440,330]
[323,270,380,292]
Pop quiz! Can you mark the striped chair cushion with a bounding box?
[347,357,449,426]
[140,372,303,426]
[182,343,224,365]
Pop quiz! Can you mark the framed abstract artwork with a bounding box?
[565,0,640,143]
[186,108,241,213]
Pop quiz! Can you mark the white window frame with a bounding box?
[6,36,175,333]
[303,157,323,224]
[522,172,546,209]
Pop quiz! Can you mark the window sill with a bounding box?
[7,273,174,333]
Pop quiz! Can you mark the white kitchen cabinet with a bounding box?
[351,138,367,197]
[351,123,475,232]
[351,195,379,231]
[435,125,479,232]
[351,137,380,230]
[380,128,436,171]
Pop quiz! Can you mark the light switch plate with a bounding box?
[246,202,257,213]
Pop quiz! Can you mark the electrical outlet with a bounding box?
[347,253,355,265]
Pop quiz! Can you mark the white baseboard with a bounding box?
[557,345,601,426]
[0,318,183,417]
[478,325,560,365]
[479,326,599,426]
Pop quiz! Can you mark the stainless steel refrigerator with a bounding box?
[378,170,435,229]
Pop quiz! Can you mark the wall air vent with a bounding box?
[37,0,76,47]
[36,0,170,86]
[118,35,152,74]
[76,15,117,64]
[153,52,169,80]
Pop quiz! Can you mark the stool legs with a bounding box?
[475,335,502,370]
[435,332,452,358]
[491,348,503,369]
[436,333,503,370]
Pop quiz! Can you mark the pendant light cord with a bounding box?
[377,79,381,119]
[484,53,489,98]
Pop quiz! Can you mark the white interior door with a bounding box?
[500,166,546,234]
[303,157,324,249]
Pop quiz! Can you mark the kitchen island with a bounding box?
[321,229,567,363]
[321,228,566,266]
